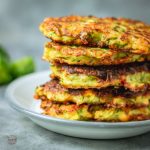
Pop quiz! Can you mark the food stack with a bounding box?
[34,16,150,122]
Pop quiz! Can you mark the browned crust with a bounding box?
[40,101,150,121]
[36,79,149,99]
[54,62,150,79]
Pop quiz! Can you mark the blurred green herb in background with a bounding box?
[0,45,35,85]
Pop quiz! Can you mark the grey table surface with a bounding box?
[1,0,150,149]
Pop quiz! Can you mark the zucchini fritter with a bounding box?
[43,42,149,66]
[40,16,150,54]
[40,100,150,121]
[35,80,150,107]
[51,62,150,91]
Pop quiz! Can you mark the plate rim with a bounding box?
[5,70,150,128]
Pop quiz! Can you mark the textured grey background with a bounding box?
[0,0,150,149]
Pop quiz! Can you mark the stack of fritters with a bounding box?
[35,16,150,122]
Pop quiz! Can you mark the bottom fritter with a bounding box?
[40,101,150,122]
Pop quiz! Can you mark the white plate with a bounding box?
[5,71,150,139]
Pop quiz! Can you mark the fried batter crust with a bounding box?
[35,79,150,107]
[40,100,150,122]
[56,62,150,77]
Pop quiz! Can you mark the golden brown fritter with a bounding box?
[51,62,150,92]
[40,100,150,122]
[40,16,150,54]
[35,79,150,107]
[43,42,150,66]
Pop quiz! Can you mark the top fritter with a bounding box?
[40,16,150,54]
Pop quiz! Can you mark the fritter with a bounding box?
[35,79,150,107]
[43,42,150,66]
[40,16,150,54]
[51,62,150,91]
[40,101,150,121]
